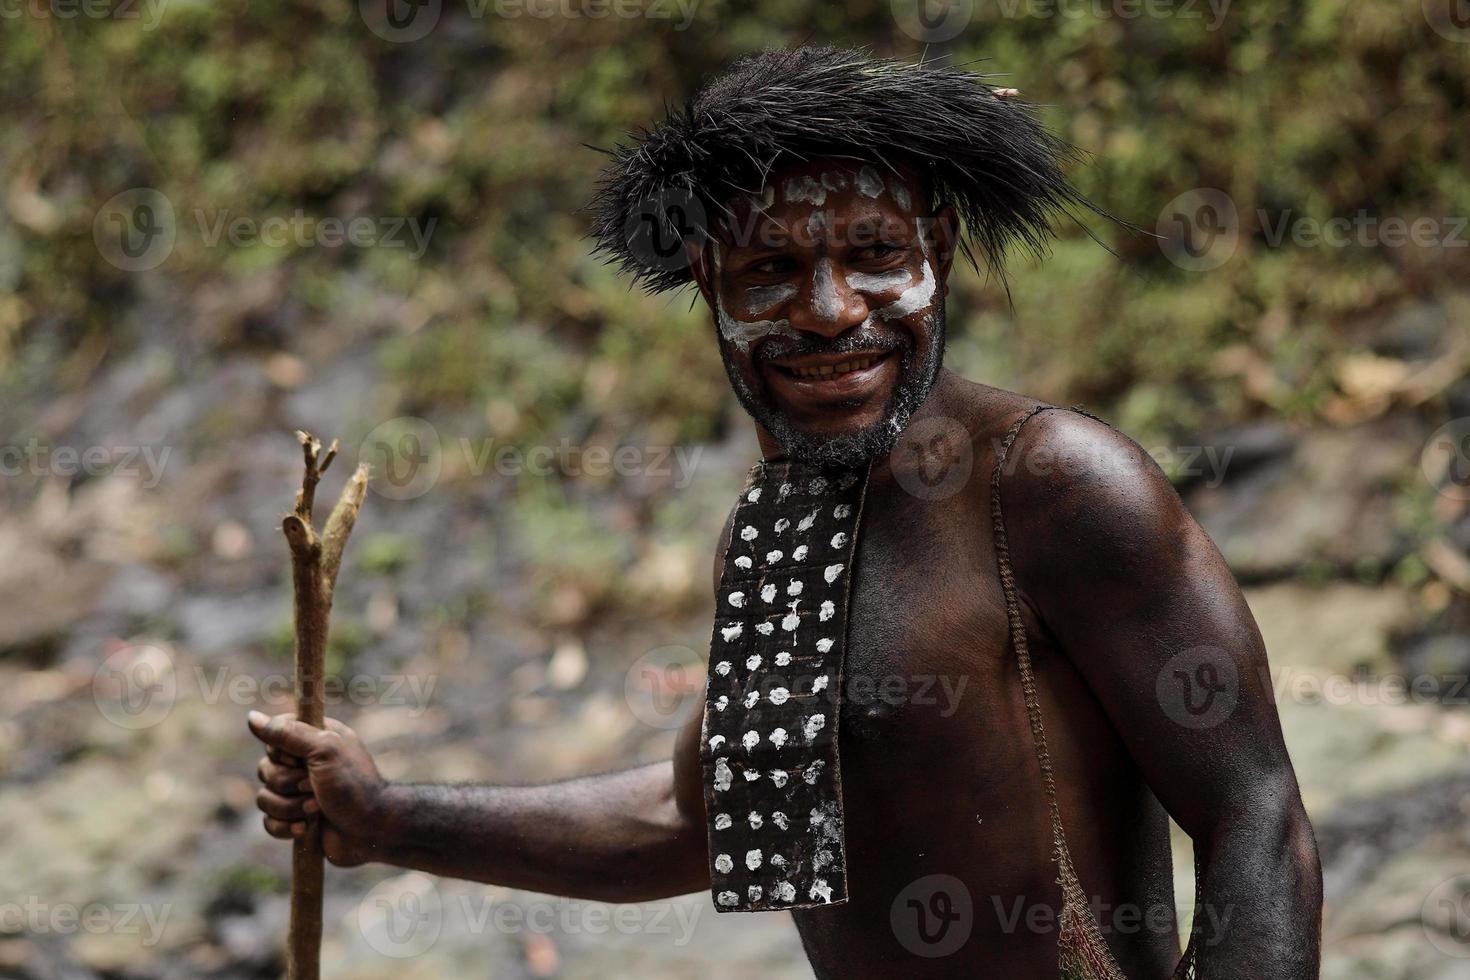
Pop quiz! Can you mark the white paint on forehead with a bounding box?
[784,176,826,206]
[811,258,842,323]
[819,170,849,192]
[855,165,885,198]
[748,185,776,212]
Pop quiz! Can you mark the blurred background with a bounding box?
[2,1,1469,977]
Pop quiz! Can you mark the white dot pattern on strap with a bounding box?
[701,459,864,912]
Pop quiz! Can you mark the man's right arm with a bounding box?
[247,696,711,904]
[253,510,734,903]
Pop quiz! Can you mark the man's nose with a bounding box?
[788,259,869,337]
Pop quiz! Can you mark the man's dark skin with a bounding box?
[249,159,1323,977]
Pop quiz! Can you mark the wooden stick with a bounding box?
[282,430,369,980]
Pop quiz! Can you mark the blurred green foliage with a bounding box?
[2,0,1466,451]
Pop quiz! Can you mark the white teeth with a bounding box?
[790,356,878,379]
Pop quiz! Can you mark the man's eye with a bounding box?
[748,257,796,276]
[856,243,906,262]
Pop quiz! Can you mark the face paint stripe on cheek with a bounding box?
[717,296,801,352]
[875,256,934,320]
[743,283,798,316]
[845,267,913,295]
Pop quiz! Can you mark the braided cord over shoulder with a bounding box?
[989,404,1200,980]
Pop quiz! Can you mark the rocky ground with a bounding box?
[2,305,1468,978]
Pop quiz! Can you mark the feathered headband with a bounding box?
[587,45,1114,294]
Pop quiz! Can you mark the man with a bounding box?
[249,47,1322,978]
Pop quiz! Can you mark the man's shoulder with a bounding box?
[933,373,1112,472]
[990,400,1193,573]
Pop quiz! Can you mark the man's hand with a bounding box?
[247,710,391,867]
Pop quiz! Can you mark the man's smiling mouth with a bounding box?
[767,350,891,380]
[785,355,882,379]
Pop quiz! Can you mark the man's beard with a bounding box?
[719,298,946,469]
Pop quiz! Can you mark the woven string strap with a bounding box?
[990,404,1201,980]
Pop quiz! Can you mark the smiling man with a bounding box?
[249,47,1322,978]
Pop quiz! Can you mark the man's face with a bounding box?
[692,160,956,467]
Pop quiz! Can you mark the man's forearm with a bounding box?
[1189,803,1322,979]
[361,761,710,903]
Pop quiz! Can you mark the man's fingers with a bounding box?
[256,757,310,796]
[262,816,304,840]
[266,746,302,768]
[247,711,336,760]
[256,787,308,821]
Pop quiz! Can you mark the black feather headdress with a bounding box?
[588,45,1116,294]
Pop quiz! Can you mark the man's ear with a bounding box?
[932,203,960,297]
[686,237,718,310]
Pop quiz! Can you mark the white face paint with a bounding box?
[712,240,800,352]
[741,283,797,316]
[874,251,935,320]
[783,175,825,206]
[810,258,842,323]
[844,266,913,294]
[842,238,937,326]
[747,185,776,213]
[819,170,849,192]
[855,165,885,198]
[717,299,800,352]
[805,209,830,241]
[888,179,912,211]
